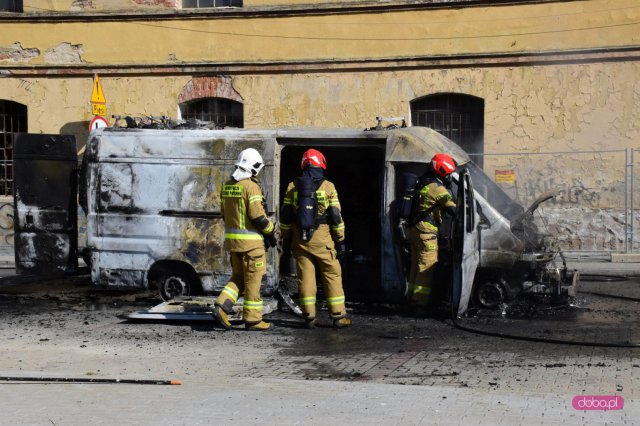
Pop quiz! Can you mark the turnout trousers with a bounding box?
[293,241,346,320]
[407,226,438,306]
[216,247,267,325]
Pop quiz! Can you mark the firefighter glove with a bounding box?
[264,233,278,248]
[336,241,348,261]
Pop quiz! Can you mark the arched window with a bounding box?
[178,77,244,128]
[411,93,484,167]
[0,100,27,196]
[180,98,243,128]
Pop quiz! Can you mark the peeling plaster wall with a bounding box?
[43,42,85,64]
[23,0,177,11]
[0,43,39,62]
[22,0,472,11]
[232,63,640,155]
[7,0,640,65]
[1,60,638,250]
[0,76,191,149]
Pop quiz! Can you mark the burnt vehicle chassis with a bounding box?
[12,126,577,316]
[470,185,578,310]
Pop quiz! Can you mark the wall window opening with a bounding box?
[0,100,27,196]
[0,0,22,12]
[411,93,484,167]
[180,98,243,128]
[182,0,242,7]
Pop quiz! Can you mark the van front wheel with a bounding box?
[159,272,193,301]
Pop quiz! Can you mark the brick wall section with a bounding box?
[178,76,244,104]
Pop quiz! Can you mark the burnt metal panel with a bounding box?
[13,133,78,275]
[385,126,470,165]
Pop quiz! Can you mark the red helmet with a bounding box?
[301,149,327,170]
[430,153,457,178]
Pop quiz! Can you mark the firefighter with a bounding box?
[212,148,279,331]
[280,149,352,328]
[406,153,457,310]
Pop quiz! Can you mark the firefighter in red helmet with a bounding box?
[280,148,352,328]
[406,153,457,311]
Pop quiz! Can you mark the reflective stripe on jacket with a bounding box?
[221,177,274,252]
[415,181,455,233]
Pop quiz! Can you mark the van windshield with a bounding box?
[465,161,524,221]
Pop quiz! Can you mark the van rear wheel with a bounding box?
[159,272,193,301]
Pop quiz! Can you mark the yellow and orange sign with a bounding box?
[91,74,107,116]
[495,169,516,184]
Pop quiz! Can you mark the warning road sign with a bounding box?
[91,75,106,104]
[91,74,107,116]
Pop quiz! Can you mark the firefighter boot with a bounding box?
[212,299,234,330]
[304,318,316,329]
[245,321,274,331]
[333,316,352,328]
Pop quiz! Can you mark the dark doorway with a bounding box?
[279,143,386,301]
[411,93,484,167]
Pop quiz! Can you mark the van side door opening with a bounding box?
[277,142,386,302]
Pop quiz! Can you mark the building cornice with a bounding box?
[1,46,639,78]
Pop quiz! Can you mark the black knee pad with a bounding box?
[216,298,235,314]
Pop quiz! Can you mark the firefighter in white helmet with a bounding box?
[406,153,457,310]
[212,148,279,331]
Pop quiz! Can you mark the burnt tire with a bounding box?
[159,271,196,301]
[474,281,506,309]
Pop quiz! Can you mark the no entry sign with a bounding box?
[89,116,109,131]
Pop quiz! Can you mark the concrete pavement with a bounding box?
[0,258,639,425]
[0,377,634,425]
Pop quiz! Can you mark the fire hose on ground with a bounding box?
[450,273,640,348]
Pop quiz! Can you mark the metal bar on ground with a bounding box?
[0,376,182,385]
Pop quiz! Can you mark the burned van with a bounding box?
[14,125,575,315]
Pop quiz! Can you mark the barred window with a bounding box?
[0,100,27,196]
[0,0,22,12]
[180,98,243,128]
[411,93,484,167]
[182,0,242,7]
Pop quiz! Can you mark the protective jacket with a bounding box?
[280,178,347,321]
[414,178,456,234]
[407,177,456,308]
[218,176,275,325]
[220,177,275,252]
[280,179,345,246]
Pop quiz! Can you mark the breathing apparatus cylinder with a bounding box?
[294,176,317,241]
[397,172,419,241]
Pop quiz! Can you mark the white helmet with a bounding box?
[232,148,264,181]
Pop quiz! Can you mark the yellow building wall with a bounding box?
[6,0,640,65]
[2,61,637,151]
